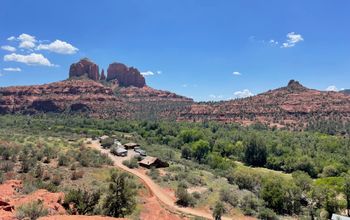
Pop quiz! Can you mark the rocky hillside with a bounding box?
[0,59,193,120]
[341,89,350,95]
[178,80,350,129]
[1,58,349,128]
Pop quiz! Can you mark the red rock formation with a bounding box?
[107,63,145,88]
[178,80,350,128]
[0,79,193,119]
[69,58,100,81]
[100,69,106,81]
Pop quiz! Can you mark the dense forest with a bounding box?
[1,114,350,219]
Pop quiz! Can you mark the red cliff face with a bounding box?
[100,69,106,81]
[69,58,100,81]
[107,63,145,88]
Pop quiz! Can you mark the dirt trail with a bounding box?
[87,139,252,220]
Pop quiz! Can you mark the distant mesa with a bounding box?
[69,58,146,88]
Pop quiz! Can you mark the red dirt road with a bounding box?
[88,139,253,220]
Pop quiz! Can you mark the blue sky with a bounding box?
[1,0,349,101]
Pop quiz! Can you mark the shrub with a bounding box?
[192,192,201,199]
[100,170,137,217]
[101,137,114,148]
[0,171,4,184]
[148,167,160,180]
[258,207,278,220]
[63,188,100,215]
[219,187,239,207]
[15,200,48,220]
[212,201,225,220]
[240,192,261,216]
[51,172,62,186]
[122,157,139,169]
[175,184,195,207]
[58,154,69,166]
[71,170,84,180]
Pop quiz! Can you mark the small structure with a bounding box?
[110,147,128,157]
[99,135,109,141]
[138,156,169,169]
[124,142,140,149]
[331,214,350,220]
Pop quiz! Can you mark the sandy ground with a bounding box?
[87,139,255,220]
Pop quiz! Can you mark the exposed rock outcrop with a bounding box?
[179,80,350,128]
[107,63,145,88]
[69,58,100,81]
[100,69,106,81]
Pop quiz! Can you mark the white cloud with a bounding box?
[326,85,338,92]
[233,89,254,99]
[209,94,224,100]
[182,84,188,88]
[269,39,279,46]
[232,71,241,76]
[3,67,21,72]
[0,72,3,77]
[1,45,16,52]
[36,40,78,54]
[4,53,54,66]
[17,33,37,49]
[141,71,155,76]
[7,36,16,41]
[281,32,304,48]
[141,70,162,76]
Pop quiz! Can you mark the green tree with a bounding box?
[191,140,210,163]
[63,188,100,215]
[213,201,225,220]
[260,178,285,214]
[101,170,137,217]
[244,135,267,167]
[344,175,350,217]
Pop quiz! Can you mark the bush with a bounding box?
[148,167,160,180]
[212,201,225,220]
[258,207,278,220]
[101,137,114,148]
[220,187,239,207]
[240,192,261,216]
[71,170,84,180]
[122,157,139,169]
[51,172,62,186]
[58,154,69,166]
[100,170,137,217]
[0,171,4,184]
[63,188,100,215]
[16,200,48,220]
[175,184,195,207]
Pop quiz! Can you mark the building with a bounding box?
[110,147,128,157]
[124,142,140,149]
[99,135,109,141]
[331,214,350,220]
[138,156,169,169]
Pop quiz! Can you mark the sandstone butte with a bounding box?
[1,58,350,129]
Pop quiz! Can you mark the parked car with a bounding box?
[110,147,128,157]
[134,147,147,156]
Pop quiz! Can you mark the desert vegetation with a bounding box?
[1,114,350,219]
